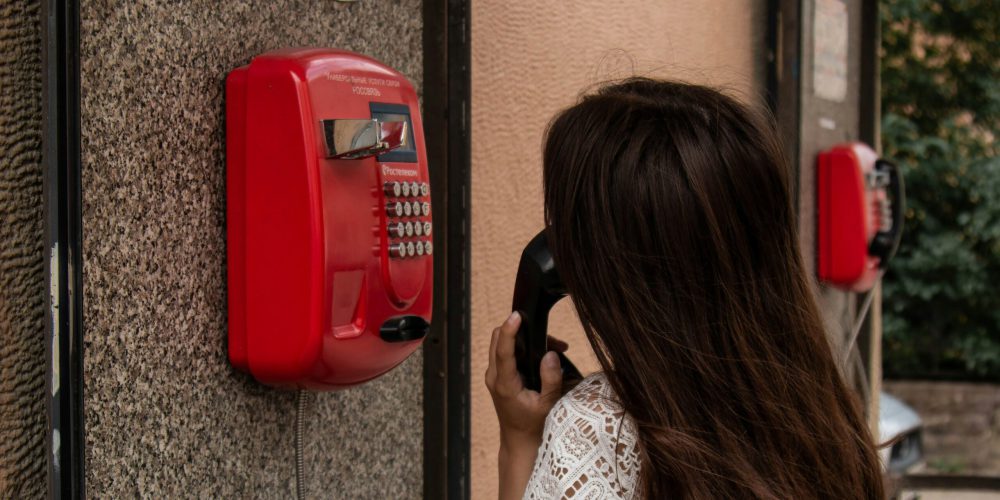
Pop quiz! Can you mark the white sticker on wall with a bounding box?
[813,0,849,102]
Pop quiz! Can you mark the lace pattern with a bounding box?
[524,373,641,499]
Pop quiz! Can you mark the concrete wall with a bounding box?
[885,381,1000,476]
[796,0,867,360]
[0,1,46,497]
[469,1,769,497]
[79,1,424,497]
[790,0,878,410]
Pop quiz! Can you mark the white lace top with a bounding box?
[524,373,642,499]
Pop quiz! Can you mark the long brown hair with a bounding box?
[542,78,884,499]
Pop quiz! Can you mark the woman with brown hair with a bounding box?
[485,78,885,499]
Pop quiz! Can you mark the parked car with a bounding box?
[879,391,924,474]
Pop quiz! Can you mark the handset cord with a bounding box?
[295,389,309,500]
[841,269,886,370]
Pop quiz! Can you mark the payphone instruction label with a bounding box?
[325,72,401,98]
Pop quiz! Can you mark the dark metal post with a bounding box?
[41,0,85,498]
[422,0,472,498]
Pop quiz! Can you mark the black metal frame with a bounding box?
[855,0,883,412]
[767,0,803,211]
[422,0,472,498]
[41,0,85,498]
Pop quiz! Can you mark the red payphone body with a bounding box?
[816,143,903,292]
[226,48,432,390]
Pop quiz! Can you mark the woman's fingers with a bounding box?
[485,327,500,389]
[494,312,523,394]
[538,351,563,406]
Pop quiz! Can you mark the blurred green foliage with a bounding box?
[881,0,1000,379]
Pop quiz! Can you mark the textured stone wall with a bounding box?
[80,1,424,497]
[469,1,769,497]
[0,1,46,497]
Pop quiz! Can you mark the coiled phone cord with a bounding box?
[295,389,309,500]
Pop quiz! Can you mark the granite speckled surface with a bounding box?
[79,1,423,497]
[0,1,46,496]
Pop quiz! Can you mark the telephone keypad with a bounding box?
[383,180,433,260]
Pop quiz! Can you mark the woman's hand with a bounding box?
[485,312,565,499]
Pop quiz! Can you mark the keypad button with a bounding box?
[414,221,423,236]
[423,241,433,255]
[405,221,414,237]
[415,241,425,256]
[421,202,430,216]
[387,222,405,238]
[384,181,401,197]
[420,183,429,196]
[389,243,406,259]
[386,202,404,217]
[401,182,411,197]
[409,182,420,197]
[410,201,422,216]
[402,201,412,216]
[423,222,432,236]
[406,241,416,257]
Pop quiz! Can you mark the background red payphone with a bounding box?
[816,142,904,292]
[226,48,432,390]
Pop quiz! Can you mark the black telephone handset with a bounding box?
[511,231,582,392]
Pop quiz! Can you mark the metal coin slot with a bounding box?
[321,119,408,160]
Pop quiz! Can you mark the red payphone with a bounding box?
[226,48,432,390]
[816,143,904,292]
